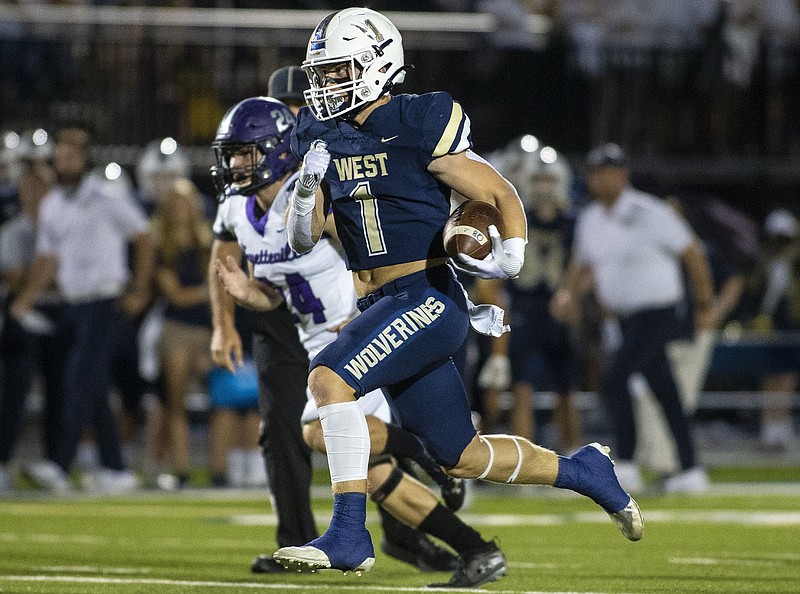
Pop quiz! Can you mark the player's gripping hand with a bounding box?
[294,140,330,211]
[453,225,525,279]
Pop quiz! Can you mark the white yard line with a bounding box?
[0,575,617,594]
[31,565,152,574]
[225,509,800,527]
[669,557,792,567]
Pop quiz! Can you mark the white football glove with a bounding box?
[294,140,330,214]
[452,225,525,280]
[477,354,511,390]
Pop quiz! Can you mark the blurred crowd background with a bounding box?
[1,0,799,494]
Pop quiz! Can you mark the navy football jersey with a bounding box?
[292,92,472,271]
[508,209,575,306]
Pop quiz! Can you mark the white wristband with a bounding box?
[292,183,317,217]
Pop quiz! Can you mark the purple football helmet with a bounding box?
[211,97,299,200]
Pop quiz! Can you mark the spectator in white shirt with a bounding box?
[551,143,716,493]
[10,128,154,493]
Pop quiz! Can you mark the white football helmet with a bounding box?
[136,137,189,202]
[502,136,572,216]
[1,131,24,186]
[303,8,406,121]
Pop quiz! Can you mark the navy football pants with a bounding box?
[312,265,476,467]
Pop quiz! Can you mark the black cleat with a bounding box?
[381,534,458,572]
[251,554,289,573]
[440,476,466,512]
[428,541,508,588]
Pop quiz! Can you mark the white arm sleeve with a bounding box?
[286,189,316,255]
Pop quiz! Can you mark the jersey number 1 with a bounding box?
[352,181,387,257]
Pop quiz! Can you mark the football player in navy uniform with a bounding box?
[211,95,509,582]
[496,138,582,452]
[275,7,644,585]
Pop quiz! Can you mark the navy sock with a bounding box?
[553,455,580,491]
[330,492,367,530]
[309,492,373,569]
[553,451,629,513]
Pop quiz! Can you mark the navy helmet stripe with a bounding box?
[310,11,337,51]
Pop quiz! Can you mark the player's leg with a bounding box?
[276,266,472,572]
[305,414,465,511]
[449,434,642,540]
[273,367,372,573]
[368,457,457,573]
[298,388,458,573]
[304,390,463,570]
[389,359,643,542]
[250,319,318,575]
[369,459,507,588]
[548,329,582,453]
[302,413,447,570]
[301,401,500,586]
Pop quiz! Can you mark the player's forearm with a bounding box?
[209,240,239,329]
[289,142,330,254]
[493,184,528,241]
[237,278,283,312]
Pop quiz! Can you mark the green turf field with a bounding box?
[1,484,800,593]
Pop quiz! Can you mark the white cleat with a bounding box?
[273,545,375,574]
[608,497,644,541]
[586,443,644,541]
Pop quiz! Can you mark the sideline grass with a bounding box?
[1,489,799,593]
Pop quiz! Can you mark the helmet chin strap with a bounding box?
[387,63,413,86]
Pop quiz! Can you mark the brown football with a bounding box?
[443,200,503,260]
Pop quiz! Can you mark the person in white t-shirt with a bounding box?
[10,128,155,493]
[552,143,716,493]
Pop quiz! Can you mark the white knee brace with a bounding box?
[477,434,524,484]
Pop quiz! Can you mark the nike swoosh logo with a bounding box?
[380,135,399,143]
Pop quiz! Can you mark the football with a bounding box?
[443,200,503,260]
